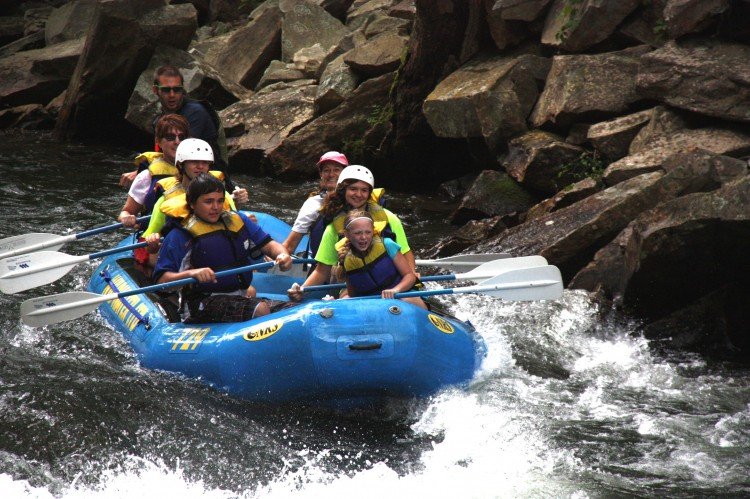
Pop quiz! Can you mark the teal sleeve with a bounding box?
[383,238,401,259]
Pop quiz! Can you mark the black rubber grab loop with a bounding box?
[348,341,383,351]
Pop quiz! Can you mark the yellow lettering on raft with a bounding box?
[171,328,210,351]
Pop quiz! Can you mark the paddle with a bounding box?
[0,216,151,260]
[358,265,563,302]
[297,256,549,293]
[20,258,316,327]
[415,253,512,273]
[0,241,149,294]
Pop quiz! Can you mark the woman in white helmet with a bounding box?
[287,164,415,301]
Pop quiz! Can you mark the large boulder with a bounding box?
[541,0,641,52]
[280,0,349,61]
[256,60,306,90]
[602,127,750,185]
[628,105,688,154]
[525,177,602,221]
[315,53,359,114]
[0,38,84,107]
[220,82,318,173]
[197,4,282,89]
[470,170,700,281]
[0,30,45,58]
[530,46,651,129]
[449,169,537,225]
[44,0,97,45]
[344,31,406,76]
[484,0,526,51]
[503,130,585,195]
[587,109,652,161]
[570,166,750,352]
[124,45,252,135]
[54,0,197,141]
[268,71,395,178]
[636,39,750,123]
[663,0,730,39]
[491,0,551,22]
[423,54,549,151]
[0,16,24,46]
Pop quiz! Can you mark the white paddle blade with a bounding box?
[457,255,549,281]
[21,291,110,327]
[472,265,563,301]
[0,251,85,294]
[0,233,68,260]
[415,253,511,272]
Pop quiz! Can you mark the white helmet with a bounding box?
[337,164,374,189]
[175,138,214,164]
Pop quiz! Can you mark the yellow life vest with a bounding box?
[332,201,390,236]
[160,192,234,220]
[133,151,162,168]
[156,171,226,201]
[182,211,244,237]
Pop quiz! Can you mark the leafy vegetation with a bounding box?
[557,151,608,188]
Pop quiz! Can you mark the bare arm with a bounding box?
[118,196,144,227]
[288,263,331,301]
[281,230,304,255]
[261,240,292,270]
[381,252,417,299]
[156,267,216,285]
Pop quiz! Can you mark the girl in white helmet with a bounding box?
[288,164,416,302]
[139,138,248,264]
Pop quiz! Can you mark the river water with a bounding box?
[1,130,749,498]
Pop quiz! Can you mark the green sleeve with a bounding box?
[226,191,236,210]
[314,224,340,265]
[385,209,410,254]
[142,196,167,236]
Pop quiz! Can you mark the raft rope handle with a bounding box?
[100,267,152,330]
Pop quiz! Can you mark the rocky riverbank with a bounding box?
[1,0,749,357]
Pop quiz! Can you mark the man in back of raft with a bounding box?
[152,174,292,323]
[120,65,234,191]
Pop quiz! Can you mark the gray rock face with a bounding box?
[280,0,349,61]
[449,169,537,225]
[525,177,602,221]
[663,0,729,39]
[570,168,750,331]
[503,130,585,195]
[541,0,641,52]
[628,105,688,154]
[484,1,525,50]
[0,38,83,107]
[315,53,359,114]
[636,39,750,123]
[268,72,395,177]
[425,216,508,258]
[423,54,549,150]
[220,83,318,171]
[0,30,45,59]
[492,0,551,22]
[363,13,410,38]
[471,171,671,279]
[124,45,252,135]
[603,128,750,186]
[54,1,197,141]
[530,46,650,128]
[200,5,282,89]
[44,0,97,45]
[587,109,652,161]
[256,60,306,90]
[343,31,406,76]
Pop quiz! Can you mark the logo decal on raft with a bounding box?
[241,320,284,342]
[171,328,210,352]
[427,314,454,334]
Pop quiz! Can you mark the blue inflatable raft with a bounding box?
[86,212,486,406]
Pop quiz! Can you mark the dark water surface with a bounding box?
[1,131,749,498]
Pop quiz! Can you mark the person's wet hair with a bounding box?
[155,114,189,140]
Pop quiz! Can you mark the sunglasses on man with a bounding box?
[155,85,184,94]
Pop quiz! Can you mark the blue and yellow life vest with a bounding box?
[180,212,256,294]
[342,236,401,297]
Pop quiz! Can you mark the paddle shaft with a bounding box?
[300,273,493,292]
[0,216,151,259]
[23,258,316,318]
